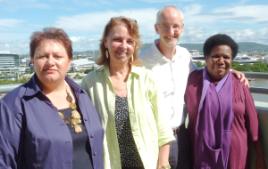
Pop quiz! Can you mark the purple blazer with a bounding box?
[0,75,104,169]
[185,69,259,169]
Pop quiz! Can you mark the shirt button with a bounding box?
[90,134,94,139]
[93,152,97,156]
[84,118,88,121]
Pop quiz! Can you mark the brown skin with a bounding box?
[206,45,266,169]
[104,24,135,67]
[205,45,232,83]
[31,39,75,110]
[103,24,135,97]
[32,39,71,92]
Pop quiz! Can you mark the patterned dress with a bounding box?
[114,96,144,169]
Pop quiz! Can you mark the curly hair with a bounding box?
[203,34,238,59]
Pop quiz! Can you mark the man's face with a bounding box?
[155,8,184,48]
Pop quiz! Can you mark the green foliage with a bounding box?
[194,61,205,68]
[0,74,31,85]
[0,78,28,85]
[193,61,268,72]
[232,62,268,72]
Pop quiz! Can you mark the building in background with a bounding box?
[0,53,20,80]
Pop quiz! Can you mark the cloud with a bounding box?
[213,5,268,23]
[69,36,98,51]
[0,18,23,27]
[184,4,268,26]
[2,3,268,53]
[181,3,268,45]
[186,4,268,25]
[223,28,268,44]
[182,26,208,43]
[55,4,268,48]
[0,0,50,10]
[183,4,220,25]
[0,39,28,54]
[183,4,202,16]
[181,27,268,45]
[55,8,158,40]
[137,0,195,3]
[137,0,173,3]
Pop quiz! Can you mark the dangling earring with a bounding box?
[131,55,134,63]
[105,49,109,59]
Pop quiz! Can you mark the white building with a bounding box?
[70,58,96,71]
[0,54,20,79]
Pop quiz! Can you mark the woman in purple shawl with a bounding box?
[184,34,264,169]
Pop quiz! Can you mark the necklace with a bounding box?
[58,89,83,134]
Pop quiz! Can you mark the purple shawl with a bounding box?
[194,69,234,169]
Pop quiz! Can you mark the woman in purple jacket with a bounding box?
[185,34,264,169]
[0,27,104,169]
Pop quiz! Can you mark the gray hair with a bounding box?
[156,5,184,24]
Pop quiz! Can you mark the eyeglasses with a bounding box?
[157,23,183,32]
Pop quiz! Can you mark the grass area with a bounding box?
[195,61,268,72]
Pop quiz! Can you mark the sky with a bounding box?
[0,0,268,54]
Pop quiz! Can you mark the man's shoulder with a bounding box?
[140,43,163,68]
[176,45,191,56]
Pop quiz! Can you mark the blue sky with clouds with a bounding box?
[0,0,268,54]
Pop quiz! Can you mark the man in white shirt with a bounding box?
[140,5,248,169]
[140,6,193,169]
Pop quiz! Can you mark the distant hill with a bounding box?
[142,42,268,54]
[238,42,268,53]
[17,42,268,58]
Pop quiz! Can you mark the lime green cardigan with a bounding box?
[81,65,174,169]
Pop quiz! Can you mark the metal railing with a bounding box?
[245,72,268,79]
[1,73,268,95]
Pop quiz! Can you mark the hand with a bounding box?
[230,69,249,87]
[157,144,170,169]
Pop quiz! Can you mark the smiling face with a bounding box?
[155,7,184,48]
[31,39,71,86]
[104,24,135,65]
[206,45,233,82]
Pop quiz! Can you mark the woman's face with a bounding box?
[31,39,71,86]
[206,45,232,82]
[104,24,135,64]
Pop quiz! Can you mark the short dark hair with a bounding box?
[203,34,238,59]
[30,27,72,59]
